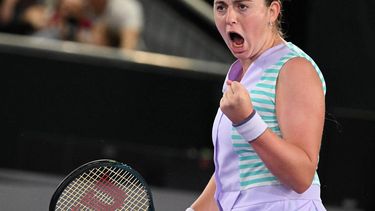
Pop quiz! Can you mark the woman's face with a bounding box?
[214,0,275,61]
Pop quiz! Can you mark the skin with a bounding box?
[0,0,17,25]
[0,0,48,30]
[119,28,141,50]
[214,0,282,73]
[191,0,325,210]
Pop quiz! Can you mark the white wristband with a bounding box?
[233,111,268,142]
[185,208,195,211]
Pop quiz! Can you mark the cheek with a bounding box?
[215,21,227,39]
[214,16,223,29]
[244,20,267,41]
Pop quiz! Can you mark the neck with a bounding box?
[240,34,283,77]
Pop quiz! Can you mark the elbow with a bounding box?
[291,163,318,194]
[291,177,314,194]
[293,183,310,194]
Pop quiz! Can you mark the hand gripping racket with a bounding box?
[49,159,155,211]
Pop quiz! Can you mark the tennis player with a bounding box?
[187,0,327,210]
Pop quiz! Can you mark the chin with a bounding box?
[231,51,249,60]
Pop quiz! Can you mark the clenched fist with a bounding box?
[220,80,254,125]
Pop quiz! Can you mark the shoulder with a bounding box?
[283,57,314,72]
[278,57,323,94]
[109,0,144,22]
[280,57,318,80]
[279,43,317,79]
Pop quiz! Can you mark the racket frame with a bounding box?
[49,159,155,211]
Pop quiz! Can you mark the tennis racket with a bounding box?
[49,159,155,211]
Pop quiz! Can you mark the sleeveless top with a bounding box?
[212,42,326,210]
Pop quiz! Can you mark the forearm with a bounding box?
[190,175,219,211]
[120,29,140,50]
[1,0,17,9]
[0,0,17,23]
[251,129,318,193]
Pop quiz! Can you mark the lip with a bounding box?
[226,31,245,53]
[230,44,246,54]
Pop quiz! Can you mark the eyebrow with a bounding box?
[214,0,252,4]
[214,0,225,4]
[233,0,252,3]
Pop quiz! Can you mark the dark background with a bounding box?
[2,0,375,210]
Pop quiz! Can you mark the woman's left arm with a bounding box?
[251,57,325,194]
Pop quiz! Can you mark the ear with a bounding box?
[269,1,281,23]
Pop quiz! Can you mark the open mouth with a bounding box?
[229,32,244,46]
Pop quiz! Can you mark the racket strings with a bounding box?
[57,171,95,209]
[81,167,149,210]
[58,167,148,210]
[105,167,149,210]
[55,166,151,211]
[109,168,149,209]
[57,168,105,210]
[105,167,151,210]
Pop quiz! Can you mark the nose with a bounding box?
[225,7,237,25]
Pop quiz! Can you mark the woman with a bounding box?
[187,0,327,210]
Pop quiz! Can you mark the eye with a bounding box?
[215,4,227,13]
[238,3,248,11]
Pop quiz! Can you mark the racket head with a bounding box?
[49,159,155,211]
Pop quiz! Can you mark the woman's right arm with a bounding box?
[0,0,18,24]
[190,175,219,211]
